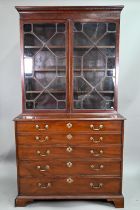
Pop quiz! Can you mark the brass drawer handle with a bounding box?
[66,162,73,168]
[38,182,51,189]
[37,165,50,171]
[90,149,103,156]
[90,136,103,143]
[90,183,103,189]
[90,164,104,170]
[66,134,73,140]
[35,124,48,130]
[35,136,49,142]
[66,146,73,153]
[66,122,72,129]
[37,150,50,156]
[66,177,73,184]
[90,124,103,131]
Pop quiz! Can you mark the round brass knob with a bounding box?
[66,134,73,140]
[66,177,73,183]
[66,146,73,153]
[66,162,73,168]
[66,123,72,129]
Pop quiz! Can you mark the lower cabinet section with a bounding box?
[15,115,124,208]
[19,177,121,196]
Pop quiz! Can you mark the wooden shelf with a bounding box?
[32,68,114,72]
[26,90,114,94]
[24,45,115,49]
[26,91,41,93]
[26,90,66,94]
[24,46,65,49]
[97,91,114,93]
[74,91,114,94]
[74,46,115,49]
[34,69,65,72]
[74,69,114,72]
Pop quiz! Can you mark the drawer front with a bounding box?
[16,120,122,133]
[16,133,121,146]
[18,145,121,160]
[19,177,121,195]
[19,160,121,177]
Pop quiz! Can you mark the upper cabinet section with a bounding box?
[16,6,123,113]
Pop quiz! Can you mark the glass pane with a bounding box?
[73,22,116,110]
[23,23,67,110]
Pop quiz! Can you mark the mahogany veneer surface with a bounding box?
[14,6,125,208]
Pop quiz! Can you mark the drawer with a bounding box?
[19,160,121,177]
[19,177,121,196]
[18,145,121,160]
[16,120,122,133]
[16,133,121,145]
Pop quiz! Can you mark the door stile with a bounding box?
[67,19,73,113]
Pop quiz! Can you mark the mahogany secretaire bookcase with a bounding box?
[14,6,125,208]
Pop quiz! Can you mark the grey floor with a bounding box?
[0,157,140,210]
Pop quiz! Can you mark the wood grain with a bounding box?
[16,120,122,133]
[19,159,121,177]
[16,133,122,146]
[18,145,122,160]
[19,177,121,196]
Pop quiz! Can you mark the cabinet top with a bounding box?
[15,6,124,13]
[14,113,125,121]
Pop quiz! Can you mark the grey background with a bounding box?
[0,0,140,209]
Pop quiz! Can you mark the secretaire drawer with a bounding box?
[19,160,121,177]
[16,133,122,145]
[18,145,121,160]
[19,177,121,196]
[16,120,122,133]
